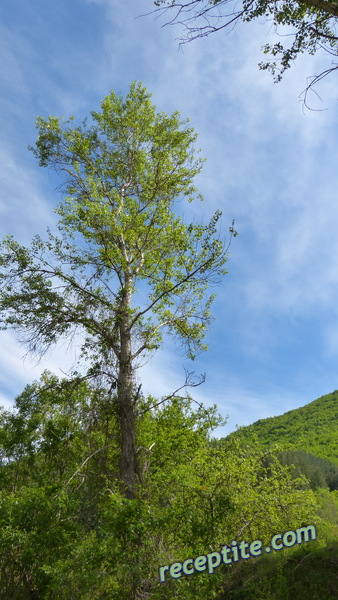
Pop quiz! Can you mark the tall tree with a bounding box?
[152,0,338,101]
[0,82,230,498]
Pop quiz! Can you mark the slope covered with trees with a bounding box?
[226,390,338,466]
[229,390,338,465]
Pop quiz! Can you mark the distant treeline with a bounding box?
[271,450,338,492]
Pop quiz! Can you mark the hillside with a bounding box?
[226,390,338,466]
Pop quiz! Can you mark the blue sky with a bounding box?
[1,0,338,437]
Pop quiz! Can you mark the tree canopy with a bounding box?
[227,389,338,466]
[152,0,338,101]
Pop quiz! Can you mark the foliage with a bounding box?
[216,394,338,598]
[0,374,321,599]
[218,539,338,599]
[152,0,338,99]
[0,485,82,599]
[315,488,338,540]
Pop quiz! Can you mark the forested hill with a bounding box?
[225,390,338,466]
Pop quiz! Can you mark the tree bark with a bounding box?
[116,272,137,498]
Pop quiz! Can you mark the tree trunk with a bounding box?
[117,362,136,498]
[116,274,137,498]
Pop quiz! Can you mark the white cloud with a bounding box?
[0,145,57,242]
[0,330,84,409]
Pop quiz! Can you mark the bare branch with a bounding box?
[65,445,113,487]
[137,368,206,416]
[299,64,338,110]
